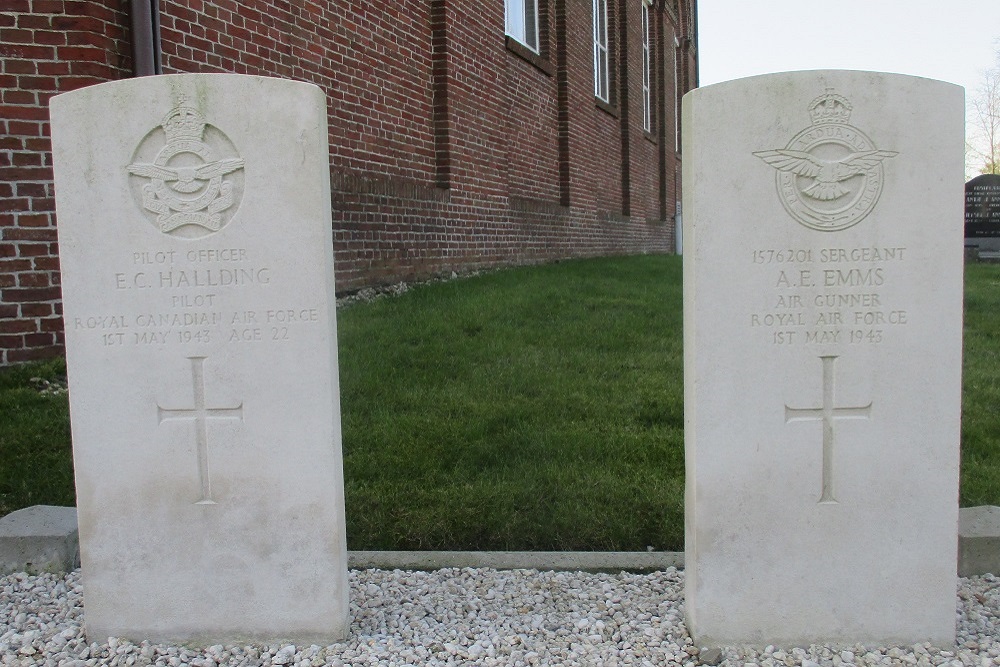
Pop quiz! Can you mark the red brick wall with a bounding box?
[563,0,622,216]
[505,52,560,203]
[0,0,131,364]
[0,0,697,364]
[160,0,439,185]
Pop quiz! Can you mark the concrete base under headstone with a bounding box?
[0,505,79,575]
[965,238,1000,262]
[959,506,1000,577]
[966,238,1000,254]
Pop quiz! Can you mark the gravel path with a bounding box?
[2,567,997,666]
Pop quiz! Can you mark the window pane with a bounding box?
[506,0,525,43]
[674,35,681,151]
[599,49,611,102]
[598,57,604,99]
[507,0,539,52]
[593,0,601,44]
[525,0,538,50]
[594,46,601,97]
[594,0,609,101]
[642,1,651,131]
[593,0,600,44]
[597,0,608,49]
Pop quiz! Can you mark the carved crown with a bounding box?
[161,103,206,141]
[808,90,852,125]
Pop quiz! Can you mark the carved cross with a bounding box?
[785,355,872,504]
[157,356,243,505]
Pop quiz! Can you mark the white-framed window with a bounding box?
[593,0,609,102]
[506,0,539,52]
[641,0,652,131]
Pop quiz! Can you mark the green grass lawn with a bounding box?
[338,255,684,551]
[959,262,1000,507]
[1,255,997,551]
[0,357,74,513]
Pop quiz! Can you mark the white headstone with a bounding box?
[682,71,963,647]
[51,74,349,644]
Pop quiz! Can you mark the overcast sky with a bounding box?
[697,0,1000,96]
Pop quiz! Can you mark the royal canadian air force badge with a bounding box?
[127,101,245,238]
[754,90,897,232]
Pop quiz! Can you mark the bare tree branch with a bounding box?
[968,47,1000,176]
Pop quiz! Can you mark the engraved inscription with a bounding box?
[157,356,244,505]
[127,101,245,239]
[754,90,897,231]
[785,355,872,504]
[965,175,1000,236]
[749,245,908,346]
[74,247,321,347]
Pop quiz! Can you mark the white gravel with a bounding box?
[1,567,997,666]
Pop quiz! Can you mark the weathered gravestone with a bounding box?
[50,74,349,644]
[682,71,963,646]
[965,173,1000,253]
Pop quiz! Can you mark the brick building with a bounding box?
[0,0,698,364]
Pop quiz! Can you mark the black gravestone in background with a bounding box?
[965,174,1000,238]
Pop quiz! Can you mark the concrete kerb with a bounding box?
[1,505,998,576]
[347,550,683,573]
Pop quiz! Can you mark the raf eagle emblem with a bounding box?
[752,149,898,202]
[127,101,245,236]
[754,89,898,232]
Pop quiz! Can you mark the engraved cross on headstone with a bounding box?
[785,355,872,504]
[157,356,243,505]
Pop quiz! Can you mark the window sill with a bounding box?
[643,130,657,144]
[595,98,619,118]
[505,36,553,76]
